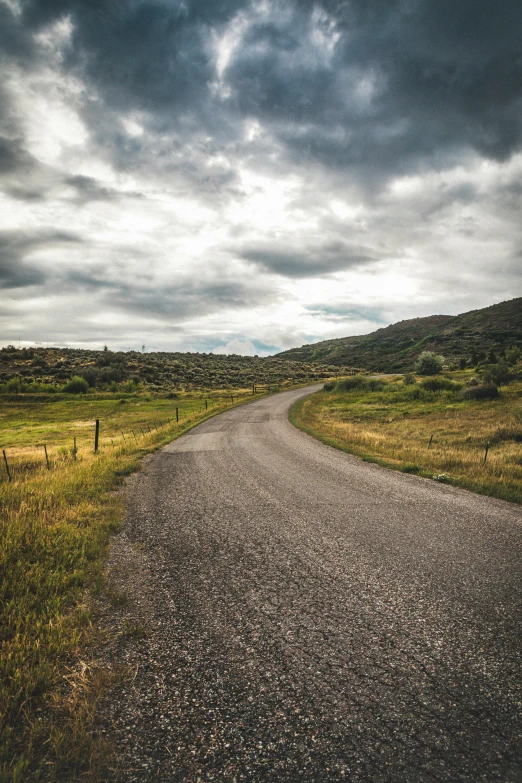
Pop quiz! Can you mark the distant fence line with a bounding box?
[0,384,303,484]
[0,392,253,484]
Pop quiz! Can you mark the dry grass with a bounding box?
[290,374,522,504]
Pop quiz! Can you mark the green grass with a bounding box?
[0,389,261,782]
[290,373,522,505]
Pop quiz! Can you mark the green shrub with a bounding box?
[506,345,521,366]
[322,382,335,391]
[6,377,22,393]
[401,464,421,474]
[63,376,89,394]
[483,361,513,387]
[335,376,386,393]
[420,377,462,392]
[415,351,444,375]
[462,384,499,400]
[403,373,416,385]
[336,375,367,392]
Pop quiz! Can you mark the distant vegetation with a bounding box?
[291,366,522,505]
[0,345,357,395]
[277,297,522,373]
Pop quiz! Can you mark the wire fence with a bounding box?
[0,392,255,485]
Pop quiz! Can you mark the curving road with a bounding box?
[101,386,522,782]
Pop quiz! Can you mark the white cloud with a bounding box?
[211,339,257,355]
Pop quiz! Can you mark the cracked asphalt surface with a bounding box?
[99,385,522,782]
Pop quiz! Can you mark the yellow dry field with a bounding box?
[291,378,522,505]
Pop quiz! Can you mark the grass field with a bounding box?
[0,388,259,782]
[290,372,522,505]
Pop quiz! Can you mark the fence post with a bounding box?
[176,408,179,422]
[3,450,11,482]
[428,434,434,450]
[94,419,100,452]
[73,436,77,460]
[205,399,208,410]
[44,444,50,470]
[484,441,490,464]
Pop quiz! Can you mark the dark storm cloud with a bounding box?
[223,0,522,182]
[7,0,522,186]
[0,134,32,174]
[241,240,376,278]
[0,230,82,289]
[64,175,122,203]
[60,268,276,321]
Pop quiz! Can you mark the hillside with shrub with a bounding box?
[276,297,522,372]
[0,346,359,394]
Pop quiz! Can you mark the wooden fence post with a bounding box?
[484,441,490,464]
[94,419,100,452]
[3,450,11,482]
[428,435,434,450]
[176,408,179,422]
[44,444,50,470]
[73,436,77,460]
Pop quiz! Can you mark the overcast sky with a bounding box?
[1,0,521,355]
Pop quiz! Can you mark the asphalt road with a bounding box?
[101,385,522,782]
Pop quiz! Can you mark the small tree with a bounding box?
[414,351,444,375]
[506,345,521,366]
[63,375,89,394]
[483,361,512,387]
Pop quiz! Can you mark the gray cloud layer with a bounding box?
[0,0,521,351]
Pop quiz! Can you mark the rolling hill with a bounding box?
[276,297,522,372]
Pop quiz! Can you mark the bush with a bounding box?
[322,382,335,391]
[336,375,367,392]
[335,376,386,393]
[6,377,22,393]
[462,383,499,400]
[63,375,89,394]
[483,361,512,387]
[506,345,521,366]
[80,367,100,387]
[403,373,416,385]
[414,351,444,375]
[420,377,462,392]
